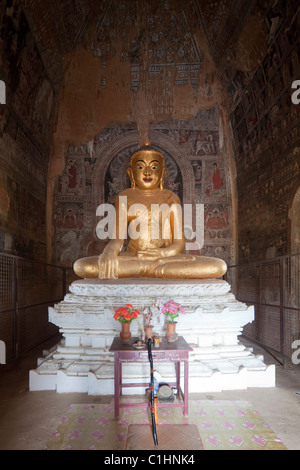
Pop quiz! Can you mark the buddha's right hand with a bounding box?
[98,252,119,279]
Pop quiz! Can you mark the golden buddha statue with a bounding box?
[73,144,227,279]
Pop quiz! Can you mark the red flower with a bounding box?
[114,305,140,323]
[116,307,127,315]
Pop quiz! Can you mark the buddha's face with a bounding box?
[129,150,166,190]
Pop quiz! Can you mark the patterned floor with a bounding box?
[45,399,287,450]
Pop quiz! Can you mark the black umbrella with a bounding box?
[147,338,158,446]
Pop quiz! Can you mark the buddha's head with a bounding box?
[128,144,166,190]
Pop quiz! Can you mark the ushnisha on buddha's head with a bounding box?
[127,144,167,190]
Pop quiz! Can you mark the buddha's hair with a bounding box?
[130,144,164,165]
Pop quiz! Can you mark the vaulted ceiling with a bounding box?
[24,0,258,56]
[2,0,289,160]
[7,0,275,160]
[20,0,262,95]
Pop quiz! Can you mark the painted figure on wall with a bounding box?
[66,160,77,190]
[205,205,230,239]
[205,162,224,196]
[57,159,83,195]
[212,162,221,191]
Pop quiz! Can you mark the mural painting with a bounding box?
[228,4,300,261]
[0,1,55,261]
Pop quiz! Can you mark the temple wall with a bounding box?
[0,2,57,261]
[228,6,300,262]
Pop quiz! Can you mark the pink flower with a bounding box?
[252,434,267,447]
[119,419,130,428]
[102,405,112,413]
[168,306,177,314]
[224,421,235,430]
[76,416,87,424]
[49,431,60,440]
[206,435,220,447]
[160,299,185,322]
[243,421,256,430]
[117,432,126,442]
[68,430,81,440]
[96,417,109,426]
[201,421,214,429]
[90,431,104,440]
[229,435,244,446]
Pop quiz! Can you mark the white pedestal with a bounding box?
[29,279,275,394]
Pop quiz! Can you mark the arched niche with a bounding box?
[92,129,195,212]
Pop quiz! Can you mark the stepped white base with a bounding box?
[29,279,275,394]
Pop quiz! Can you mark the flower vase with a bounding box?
[120,322,131,342]
[166,322,177,338]
[145,326,154,340]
